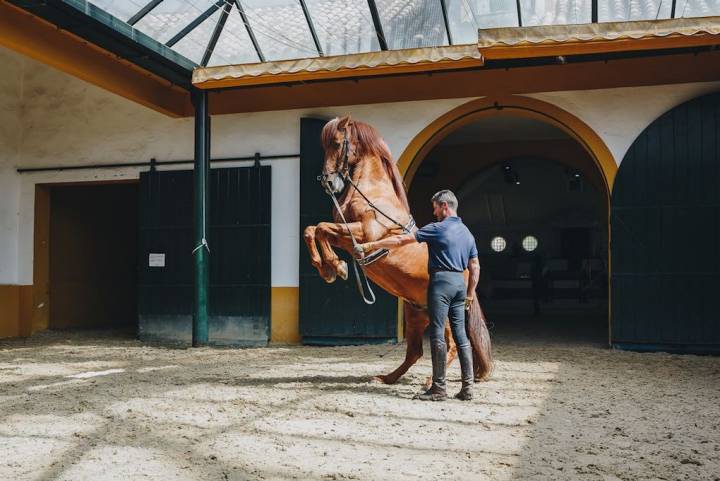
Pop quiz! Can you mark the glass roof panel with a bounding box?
[87,0,148,22]
[208,9,261,66]
[678,0,720,18]
[376,0,449,49]
[520,0,592,26]
[61,0,720,72]
[598,0,672,21]
[133,0,218,45]
[171,7,223,64]
[446,0,519,44]
[239,0,319,61]
[304,0,382,56]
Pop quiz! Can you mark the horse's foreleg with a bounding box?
[303,225,337,282]
[303,225,322,270]
[315,221,369,282]
[374,302,428,384]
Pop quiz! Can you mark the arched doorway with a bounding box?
[611,92,720,354]
[399,96,616,344]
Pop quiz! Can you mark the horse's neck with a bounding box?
[341,156,403,215]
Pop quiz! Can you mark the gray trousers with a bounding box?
[427,271,473,390]
[427,271,470,350]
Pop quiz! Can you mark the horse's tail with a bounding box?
[466,296,493,381]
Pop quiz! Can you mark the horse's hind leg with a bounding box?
[373,302,428,384]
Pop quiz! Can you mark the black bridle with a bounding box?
[316,129,415,304]
[318,137,351,196]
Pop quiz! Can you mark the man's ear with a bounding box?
[337,115,352,131]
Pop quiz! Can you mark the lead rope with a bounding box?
[327,190,377,305]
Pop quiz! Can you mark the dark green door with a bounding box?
[299,118,397,345]
[138,166,271,346]
[611,92,720,353]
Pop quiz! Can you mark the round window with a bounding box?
[491,236,507,252]
[522,235,538,252]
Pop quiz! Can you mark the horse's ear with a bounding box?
[337,115,352,131]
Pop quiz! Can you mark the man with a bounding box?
[354,190,479,401]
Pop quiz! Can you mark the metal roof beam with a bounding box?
[592,0,598,22]
[299,0,323,56]
[516,0,523,27]
[439,0,453,45]
[366,0,388,50]
[234,0,265,62]
[127,0,165,26]
[166,0,224,48]
[201,1,231,66]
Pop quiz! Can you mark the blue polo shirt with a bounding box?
[415,216,478,272]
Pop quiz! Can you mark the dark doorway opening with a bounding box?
[49,183,139,335]
[409,116,608,345]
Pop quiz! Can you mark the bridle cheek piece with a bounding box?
[317,137,351,195]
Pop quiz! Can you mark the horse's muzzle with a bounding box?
[319,173,345,196]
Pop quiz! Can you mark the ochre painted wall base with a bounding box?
[0,285,33,338]
[2,284,302,343]
[270,287,300,344]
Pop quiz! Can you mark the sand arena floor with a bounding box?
[0,329,718,481]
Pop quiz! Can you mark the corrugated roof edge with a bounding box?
[478,16,720,52]
[192,44,484,88]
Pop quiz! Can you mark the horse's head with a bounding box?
[319,116,357,195]
[318,115,411,213]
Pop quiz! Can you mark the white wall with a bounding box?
[528,82,720,163]
[3,44,720,287]
[5,46,473,286]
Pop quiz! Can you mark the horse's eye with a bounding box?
[333,141,341,148]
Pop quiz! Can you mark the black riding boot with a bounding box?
[454,344,474,401]
[415,342,447,401]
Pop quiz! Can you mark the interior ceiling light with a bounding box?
[502,163,519,185]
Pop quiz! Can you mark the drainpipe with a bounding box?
[192,88,210,347]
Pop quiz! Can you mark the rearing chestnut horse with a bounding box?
[303,116,493,384]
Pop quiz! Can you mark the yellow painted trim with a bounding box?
[32,185,50,334]
[397,95,617,344]
[0,285,21,338]
[0,285,33,338]
[0,0,192,118]
[270,287,300,344]
[398,95,616,190]
[481,34,720,60]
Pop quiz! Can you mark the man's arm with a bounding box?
[465,257,480,309]
[355,234,416,257]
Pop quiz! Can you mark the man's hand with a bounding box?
[354,243,370,259]
[465,296,473,311]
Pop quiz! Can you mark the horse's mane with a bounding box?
[321,118,411,213]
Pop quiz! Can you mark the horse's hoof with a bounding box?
[423,376,433,390]
[337,261,348,281]
[320,265,337,283]
[371,375,392,384]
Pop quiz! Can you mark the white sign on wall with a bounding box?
[148,253,166,267]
